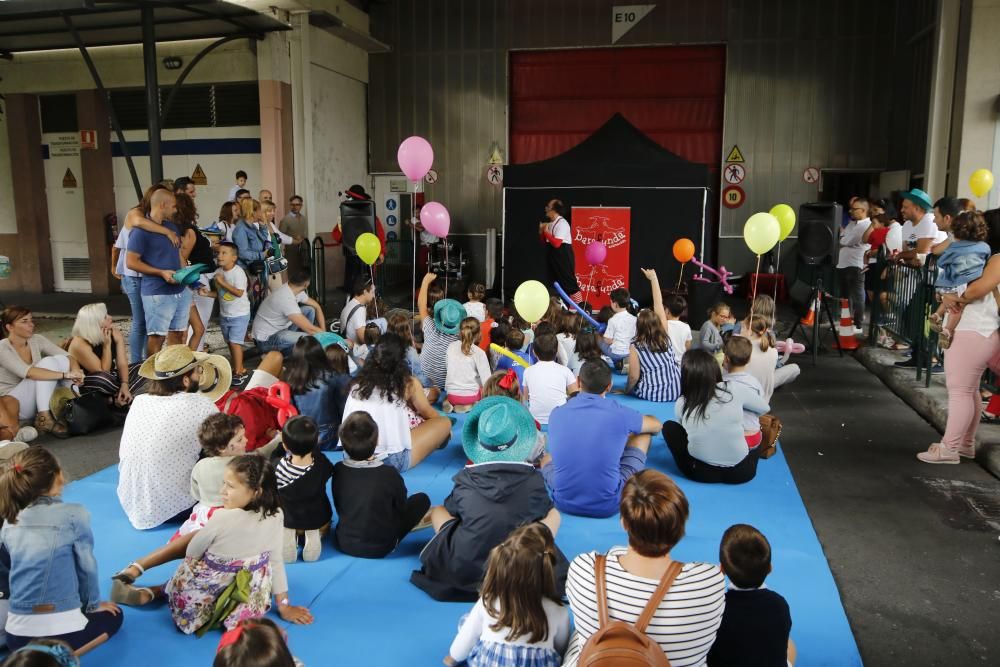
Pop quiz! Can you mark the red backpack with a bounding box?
[576,554,684,667]
[216,388,279,452]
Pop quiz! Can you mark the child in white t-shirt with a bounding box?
[202,242,251,382]
[600,288,637,368]
[464,282,487,322]
[444,317,493,413]
[664,295,693,364]
[523,334,578,425]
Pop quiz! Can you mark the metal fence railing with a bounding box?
[867,252,939,387]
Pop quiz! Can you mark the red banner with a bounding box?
[571,207,631,310]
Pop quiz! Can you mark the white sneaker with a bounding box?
[14,426,38,443]
[853,326,863,335]
[282,528,298,563]
[0,440,29,461]
[302,529,322,562]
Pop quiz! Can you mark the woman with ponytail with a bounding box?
[0,448,123,656]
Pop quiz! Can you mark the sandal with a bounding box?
[111,561,145,585]
[111,579,156,606]
[33,412,69,439]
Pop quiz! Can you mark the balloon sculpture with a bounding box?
[397,136,434,183]
[969,169,994,198]
[690,257,735,295]
[490,343,530,368]
[553,282,606,333]
[355,232,381,266]
[421,202,450,238]
[513,280,549,323]
[265,382,299,428]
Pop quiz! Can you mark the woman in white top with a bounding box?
[0,306,84,437]
[918,214,1000,464]
[564,469,725,666]
[341,333,452,473]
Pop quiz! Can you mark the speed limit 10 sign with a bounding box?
[722,185,745,209]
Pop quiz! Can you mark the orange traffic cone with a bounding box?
[837,298,859,350]
[800,295,817,326]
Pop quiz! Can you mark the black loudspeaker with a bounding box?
[797,202,842,265]
[339,200,375,256]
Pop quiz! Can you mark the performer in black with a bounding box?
[538,199,582,302]
[333,185,385,291]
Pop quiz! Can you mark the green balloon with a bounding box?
[355,232,381,265]
[513,280,549,323]
[769,204,796,241]
[744,212,780,255]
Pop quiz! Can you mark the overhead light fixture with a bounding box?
[163,56,183,70]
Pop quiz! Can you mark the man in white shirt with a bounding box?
[252,269,326,354]
[837,198,872,332]
[896,189,942,267]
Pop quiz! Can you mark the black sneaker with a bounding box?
[930,363,944,375]
[894,357,918,368]
[232,372,250,388]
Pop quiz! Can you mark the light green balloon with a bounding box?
[513,280,550,323]
[355,232,381,265]
[769,204,796,241]
[744,213,781,255]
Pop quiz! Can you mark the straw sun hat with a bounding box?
[138,344,232,401]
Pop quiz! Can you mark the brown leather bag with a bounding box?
[758,414,783,459]
[576,554,683,666]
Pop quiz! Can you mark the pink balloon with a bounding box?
[421,201,450,238]
[584,241,607,265]
[397,136,434,182]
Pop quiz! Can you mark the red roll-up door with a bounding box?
[509,46,725,170]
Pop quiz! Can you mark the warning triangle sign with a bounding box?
[191,164,207,185]
[725,145,745,163]
[62,168,77,189]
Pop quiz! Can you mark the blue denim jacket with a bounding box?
[935,240,991,289]
[292,372,351,450]
[0,496,100,614]
[232,220,269,267]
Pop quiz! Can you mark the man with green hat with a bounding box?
[895,188,944,267]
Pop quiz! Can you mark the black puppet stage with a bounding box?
[501,114,710,307]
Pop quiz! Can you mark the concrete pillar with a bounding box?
[77,89,116,296]
[6,94,54,294]
[258,79,295,213]
[923,0,962,199]
[951,0,1000,208]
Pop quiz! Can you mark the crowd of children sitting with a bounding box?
[0,268,800,667]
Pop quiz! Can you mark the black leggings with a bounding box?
[6,608,124,652]
[662,421,760,484]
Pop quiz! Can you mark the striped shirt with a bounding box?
[633,342,681,402]
[275,456,312,489]
[420,316,458,390]
[564,548,726,667]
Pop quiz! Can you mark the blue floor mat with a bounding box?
[61,382,861,666]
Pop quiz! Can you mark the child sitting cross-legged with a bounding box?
[493,327,529,384]
[523,333,578,426]
[411,397,567,602]
[331,411,431,558]
[721,336,766,451]
[600,288,638,370]
[444,523,570,667]
[443,317,493,414]
[276,416,334,563]
[707,524,795,667]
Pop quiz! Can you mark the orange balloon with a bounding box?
[673,238,695,263]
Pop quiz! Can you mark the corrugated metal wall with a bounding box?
[369,0,936,274]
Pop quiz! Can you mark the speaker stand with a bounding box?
[788,277,842,366]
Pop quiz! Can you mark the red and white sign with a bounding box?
[79,130,97,150]
[571,207,631,309]
[723,163,746,184]
[722,185,745,209]
[802,166,819,184]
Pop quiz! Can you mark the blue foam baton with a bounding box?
[553,282,606,334]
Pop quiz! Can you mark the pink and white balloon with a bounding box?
[397,136,434,182]
[421,201,450,238]
[584,241,607,265]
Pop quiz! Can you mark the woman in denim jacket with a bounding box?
[232,199,270,271]
[0,448,122,656]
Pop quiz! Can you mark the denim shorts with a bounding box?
[220,314,251,344]
[141,290,193,336]
[381,450,411,473]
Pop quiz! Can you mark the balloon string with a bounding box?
[676,263,685,291]
[748,253,762,324]
[371,265,378,318]
[444,244,449,296]
[584,266,595,311]
[772,241,781,305]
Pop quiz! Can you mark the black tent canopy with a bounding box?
[502,114,711,306]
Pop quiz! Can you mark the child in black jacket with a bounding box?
[276,416,334,563]
[332,412,431,558]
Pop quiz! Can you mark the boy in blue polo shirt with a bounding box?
[540,360,662,517]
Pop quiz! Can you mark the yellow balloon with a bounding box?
[743,212,780,255]
[490,343,529,368]
[513,280,549,323]
[969,169,994,198]
[355,232,381,265]
[769,204,796,241]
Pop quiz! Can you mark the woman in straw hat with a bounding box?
[117,344,231,530]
